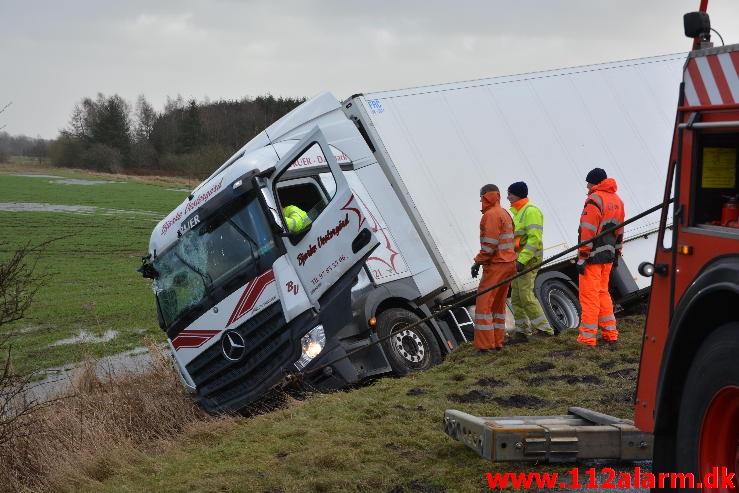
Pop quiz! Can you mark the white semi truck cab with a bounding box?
[140,94,464,413]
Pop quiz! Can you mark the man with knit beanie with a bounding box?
[506,181,555,340]
[576,168,625,347]
[470,184,517,353]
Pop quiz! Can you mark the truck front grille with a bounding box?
[186,302,300,413]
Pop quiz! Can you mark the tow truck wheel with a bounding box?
[537,278,580,334]
[674,323,739,492]
[377,308,442,376]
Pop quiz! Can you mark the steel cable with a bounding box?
[287,198,672,384]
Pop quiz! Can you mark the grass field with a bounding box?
[0,162,649,492]
[72,314,645,493]
[0,162,188,374]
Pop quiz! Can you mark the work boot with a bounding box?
[511,331,529,343]
[535,327,555,337]
[471,349,492,357]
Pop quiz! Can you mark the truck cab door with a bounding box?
[268,127,378,305]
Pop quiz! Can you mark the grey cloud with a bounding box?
[1,0,738,138]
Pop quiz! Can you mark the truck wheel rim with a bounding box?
[392,328,425,363]
[547,288,578,329]
[699,385,739,491]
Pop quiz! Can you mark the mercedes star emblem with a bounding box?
[221,330,246,361]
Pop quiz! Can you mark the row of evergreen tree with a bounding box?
[0,93,304,178]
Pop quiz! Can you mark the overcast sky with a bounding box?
[3,0,739,139]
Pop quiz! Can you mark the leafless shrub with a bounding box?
[0,342,208,491]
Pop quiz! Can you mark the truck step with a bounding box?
[443,407,652,463]
[444,307,473,343]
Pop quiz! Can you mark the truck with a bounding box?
[140,47,686,415]
[444,5,739,489]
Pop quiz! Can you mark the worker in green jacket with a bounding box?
[507,182,554,339]
[282,205,311,233]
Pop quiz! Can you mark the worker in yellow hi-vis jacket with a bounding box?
[507,182,554,339]
[282,205,311,233]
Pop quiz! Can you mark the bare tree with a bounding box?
[0,101,11,132]
[0,241,46,446]
[134,94,157,143]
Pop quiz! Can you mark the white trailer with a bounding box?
[342,53,684,330]
[141,54,684,413]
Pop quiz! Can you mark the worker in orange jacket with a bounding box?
[576,168,625,347]
[471,184,517,353]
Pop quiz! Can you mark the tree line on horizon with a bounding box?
[0,93,305,178]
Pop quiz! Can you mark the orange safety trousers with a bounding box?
[577,263,618,346]
[474,262,516,350]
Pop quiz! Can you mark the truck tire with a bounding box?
[673,322,739,492]
[537,278,580,334]
[377,307,442,376]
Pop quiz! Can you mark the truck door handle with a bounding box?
[352,228,372,253]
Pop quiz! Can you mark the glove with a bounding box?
[613,256,620,268]
[515,261,525,273]
[576,260,586,276]
[471,262,481,278]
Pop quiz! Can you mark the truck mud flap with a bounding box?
[443,407,652,463]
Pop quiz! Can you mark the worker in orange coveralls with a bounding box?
[471,184,517,354]
[575,168,625,347]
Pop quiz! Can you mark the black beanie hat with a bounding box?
[507,181,528,199]
[586,167,607,185]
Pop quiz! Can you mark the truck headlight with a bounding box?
[294,325,325,370]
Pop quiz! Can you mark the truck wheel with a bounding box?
[674,323,739,491]
[377,308,442,376]
[538,278,580,334]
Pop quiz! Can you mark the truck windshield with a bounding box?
[152,193,277,327]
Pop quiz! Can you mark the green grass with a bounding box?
[0,165,187,374]
[0,163,649,492]
[78,315,645,493]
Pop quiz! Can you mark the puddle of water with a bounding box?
[0,202,97,213]
[50,329,119,346]
[24,346,159,403]
[51,179,122,186]
[10,174,64,179]
[0,202,163,220]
